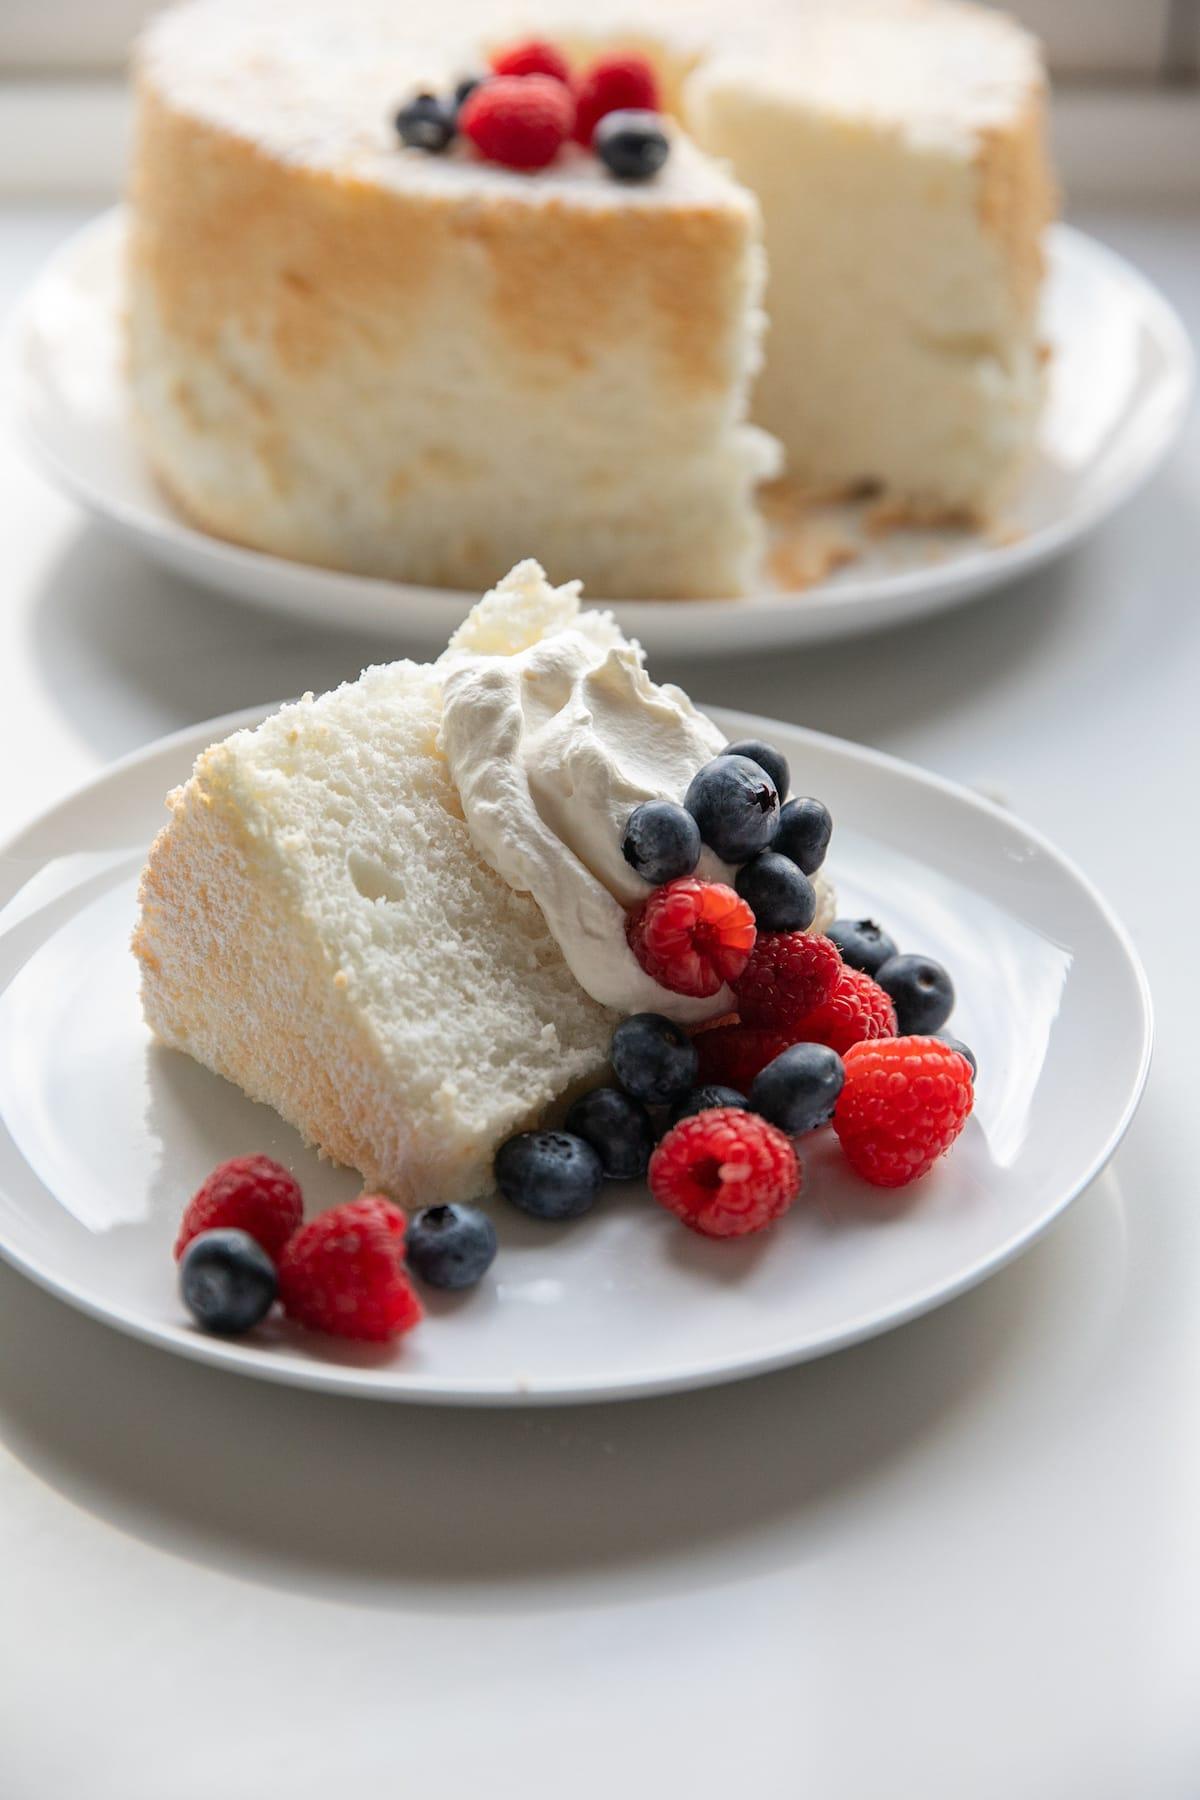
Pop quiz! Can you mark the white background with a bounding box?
[1,15,1199,1796]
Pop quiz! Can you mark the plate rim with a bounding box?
[4,208,1194,648]
[0,703,1154,1405]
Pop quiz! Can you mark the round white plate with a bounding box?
[5,209,1192,654]
[0,706,1150,1404]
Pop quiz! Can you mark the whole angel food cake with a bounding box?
[134,560,835,1204]
[127,0,1055,600]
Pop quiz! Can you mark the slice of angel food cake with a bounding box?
[133,560,840,1209]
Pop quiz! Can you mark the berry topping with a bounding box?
[573,53,660,146]
[494,1130,603,1221]
[406,1203,497,1290]
[594,110,670,182]
[793,964,898,1055]
[733,931,842,1032]
[179,1229,278,1336]
[684,756,780,865]
[610,1012,699,1105]
[722,738,790,801]
[489,38,573,84]
[774,797,833,875]
[668,1084,747,1127]
[565,1086,656,1181]
[453,73,488,114]
[875,953,955,1035]
[174,1154,303,1262]
[748,1043,845,1136]
[735,851,817,933]
[834,1037,974,1188]
[626,877,756,998]
[649,1108,801,1238]
[394,92,457,153]
[827,917,898,976]
[622,799,701,885]
[460,75,574,170]
[938,1032,977,1079]
[693,1022,795,1093]
[278,1196,421,1341]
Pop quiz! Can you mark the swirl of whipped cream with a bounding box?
[438,563,737,1022]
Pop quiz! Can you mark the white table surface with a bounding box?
[0,200,1197,1799]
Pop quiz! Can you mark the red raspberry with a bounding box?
[573,53,660,146]
[278,1195,422,1341]
[794,965,897,1055]
[733,932,842,1032]
[834,1037,974,1188]
[693,1021,793,1092]
[174,1155,303,1262]
[460,74,574,170]
[489,38,573,85]
[627,877,756,998]
[649,1108,800,1237]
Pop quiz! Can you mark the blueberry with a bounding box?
[722,739,789,802]
[406,1203,497,1289]
[179,1228,277,1335]
[668,1084,747,1127]
[565,1086,655,1180]
[594,109,670,182]
[826,917,898,976]
[494,1131,603,1221]
[774,797,833,876]
[749,1043,845,1136]
[394,92,456,152]
[735,851,816,932]
[684,755,780,864]
[938,1033,977,1079]
[453,73,487,113]
[610,1013,699,1105]
[875,953,955,1035]
[622,800,701,886]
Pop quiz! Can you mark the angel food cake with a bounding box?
[127,0,1055,600]
[134,560,835,1204]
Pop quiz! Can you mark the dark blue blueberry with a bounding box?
[735,851,816,932]
[774,797,833,875]
[395,92,457,152]
[406,1203,497,1289]
[722,739,789,802]
[875,953,955,1035]
[622,800,701,886]
[565,1086,655,1180]
[826,917,898,976]
[748,1043,845,1136]
[453,72,487,113]
[494,1131,603,1222]
[668,1084,747,1127]
[594,109,670,182]
[179,1228,277,1335]
[610,1012,698,1105]
[938,1033,977,1079]
[684,755,780,864]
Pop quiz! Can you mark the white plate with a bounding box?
[0,706,1151,1404]
[4,209,1192,655]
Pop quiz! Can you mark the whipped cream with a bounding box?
[439,563,736,1023]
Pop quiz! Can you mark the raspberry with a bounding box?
[278,1195,422,1341]
[733,932,842,1032]
[460,74,574,170]
[573,53,660,146]
[793,965,897,1055]
[649,1108,800,1237]
[174,1155,303,1262]
[489,38,573,85]
[693,1022,794,1093]
[626,877,756,998]
[834,1037,974,1188]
